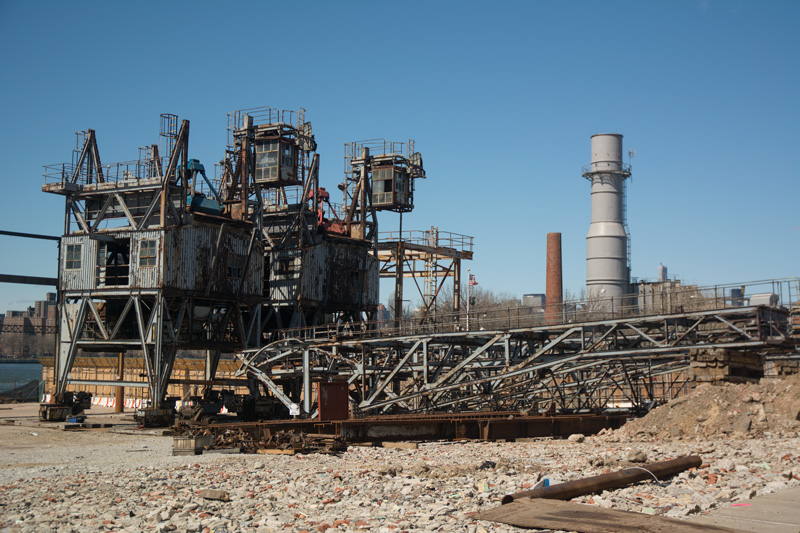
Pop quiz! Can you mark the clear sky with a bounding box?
[0,0,797,313]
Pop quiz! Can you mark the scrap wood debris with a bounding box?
[171,424,347,454]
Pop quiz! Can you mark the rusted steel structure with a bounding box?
[38,108,798,428]
[377,228,474,327]
[219,108,382,335]
[39,107,453,423]
[340,141,463,327]
[178,411,630,444]
[42,116,263,422]
[235,301,792,417]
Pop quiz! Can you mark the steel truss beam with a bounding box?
[53,292,257,408]
[235,305,790,416]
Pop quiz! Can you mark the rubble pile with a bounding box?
[600,373,800,442]
[1,420,799,532]
[2,376,800,532]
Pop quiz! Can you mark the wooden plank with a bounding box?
[476,500,746,533]
[257,449,297,455]
[381,441,419,449]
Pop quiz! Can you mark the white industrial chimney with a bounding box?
[583,133,631,302]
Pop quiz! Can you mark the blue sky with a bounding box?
[0,0,797,312]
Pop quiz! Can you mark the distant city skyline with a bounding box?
[0,292,56,316]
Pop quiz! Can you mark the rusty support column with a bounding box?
[114,352,124,413]
[360,147,369,240]
[239,119,251,221]
[546,233,563,325]
[394,241,404,330]
[453,258,461,321]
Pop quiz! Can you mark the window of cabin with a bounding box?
[228,255,246,279]
[65,244,82,270]
[255,140,279,182]
[372,167,393,206]
[139,240,157,267]
[276,258,295,276]
[97,239,130,286]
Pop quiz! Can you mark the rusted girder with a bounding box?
[501,455,702,504]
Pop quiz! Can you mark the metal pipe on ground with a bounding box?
[545,232,563,325]
[501,455,701,504]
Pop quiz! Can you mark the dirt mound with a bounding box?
[602,373,800,441]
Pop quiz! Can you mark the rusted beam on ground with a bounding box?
[501,455,702,504]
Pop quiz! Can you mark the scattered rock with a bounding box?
[2,378,800,532]
[734,417,752,435]
[198,489,229,501]
[627,450,647,463]
[409,460,430,476]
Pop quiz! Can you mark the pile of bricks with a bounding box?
[764,359,800,377]
[689,348,764,383]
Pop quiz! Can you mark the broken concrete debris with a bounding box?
[197,489,229,502]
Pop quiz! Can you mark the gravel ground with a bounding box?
[1,398,799,532]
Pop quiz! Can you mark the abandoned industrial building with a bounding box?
[31,107,798,441]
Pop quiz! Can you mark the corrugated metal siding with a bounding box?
[299,242,379,309]
[299,245,325,303]
[163,225,262,298]
[60,224,261,299]
[60,235,97,291]
[129,230,163,289]
[269,248,301,302]
[365,253,379,307]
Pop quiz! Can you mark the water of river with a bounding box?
[0,362,42,392]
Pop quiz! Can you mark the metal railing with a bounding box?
[378,229,474,254]
[581,161,632,176]
[226,106,305,149]
[344,139,414,167]
[269,277,798,342]
[43,157,169,187]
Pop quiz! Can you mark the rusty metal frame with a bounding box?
[235,305,790,417]
[53,292,256,406]
[43,118,263,410]
[377,228,474,327]
[50,129,189,235]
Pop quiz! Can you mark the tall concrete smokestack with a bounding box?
[583,133,631,303]
[545,233,563,324]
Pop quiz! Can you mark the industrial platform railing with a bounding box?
[43,156,172,187]
[378,229,474,254]
[272,278,799,342]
